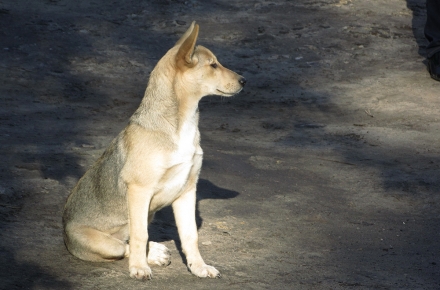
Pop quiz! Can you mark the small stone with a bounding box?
[219,123,228,130]
[279,27,289,34]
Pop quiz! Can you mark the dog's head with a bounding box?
[172,22,246,99]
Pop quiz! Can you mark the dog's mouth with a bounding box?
[216,88,242,96]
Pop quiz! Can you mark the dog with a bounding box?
[62,21,246,280]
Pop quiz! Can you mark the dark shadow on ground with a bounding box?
[0,246,73,290]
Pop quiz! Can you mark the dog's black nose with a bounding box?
[239,77,247,87]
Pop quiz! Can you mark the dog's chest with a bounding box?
[155,120,198,202]
[171,120,197,164]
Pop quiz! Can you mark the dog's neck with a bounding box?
[129,68,200,134]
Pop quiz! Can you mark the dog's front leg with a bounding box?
[127,183,153,280]
[173,188,220,278]
[172,155,220,278]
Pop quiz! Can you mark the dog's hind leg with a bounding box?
[64,225,128,262]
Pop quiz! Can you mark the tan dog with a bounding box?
[62,21,246,280]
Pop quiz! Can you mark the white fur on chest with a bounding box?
[170,119,197,165]
[150,119,199,210]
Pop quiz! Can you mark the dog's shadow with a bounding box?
[148,179,239,264]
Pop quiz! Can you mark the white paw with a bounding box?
[189,263,221,278]
[147,242,171,266]
[129,265,152,280]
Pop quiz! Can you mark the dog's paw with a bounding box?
[147,242,171,266]
[129,265,152,280]
[189,263,221,278]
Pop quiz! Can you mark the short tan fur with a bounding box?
[62,21,246,280]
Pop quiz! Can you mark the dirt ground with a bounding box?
[0,0,439,289]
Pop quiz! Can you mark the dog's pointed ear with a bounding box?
[175,21,196,46]
[176,22,199,67]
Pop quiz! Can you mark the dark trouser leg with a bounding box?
[425,0,440,57]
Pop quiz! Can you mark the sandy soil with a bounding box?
[0,0,439,289]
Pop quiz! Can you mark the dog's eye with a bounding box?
[210,63,218,69]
